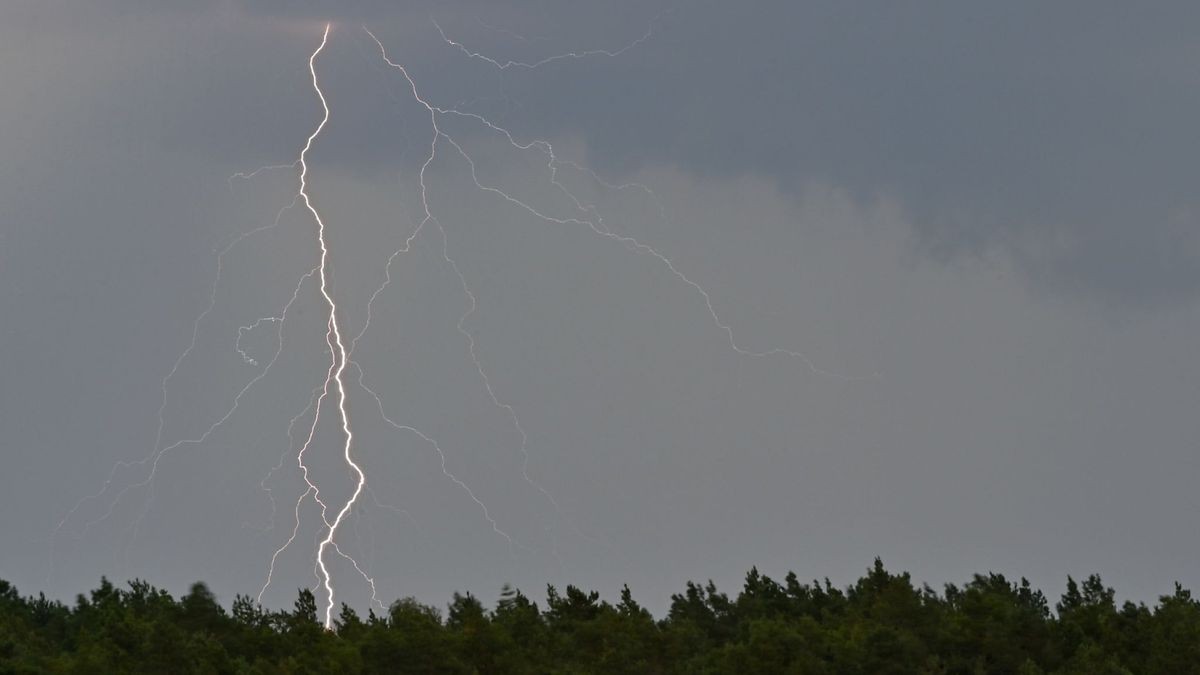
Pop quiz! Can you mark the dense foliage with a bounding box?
[2,560,1198,673]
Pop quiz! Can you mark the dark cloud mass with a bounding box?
[87,0,1200,304]
[492,1,1200,305]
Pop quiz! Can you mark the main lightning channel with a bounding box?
[295,23,367,629]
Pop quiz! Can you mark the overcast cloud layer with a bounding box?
[1,1,1197,614]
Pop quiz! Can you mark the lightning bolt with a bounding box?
[288,23,376,628]
[53,12,871,631]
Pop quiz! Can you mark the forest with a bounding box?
[2,560,1198,674]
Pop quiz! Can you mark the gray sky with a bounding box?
[2,0,1198,618]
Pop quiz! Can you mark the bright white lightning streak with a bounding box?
[287,23,373,629]
[261,342,383,613]
[259,427,385,612]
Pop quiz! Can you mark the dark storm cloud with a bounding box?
[474,0,1200,306]
[79,0,1200,305]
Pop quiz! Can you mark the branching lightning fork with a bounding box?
[54,13,864,632]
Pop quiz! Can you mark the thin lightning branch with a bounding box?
[348,487,420,600]
[237,316,281,366]
[227,161,301,191]
[360,30,863,563]
[348,208,424,353]
[363,485,416,525]
[47,261,315,583]
[259,484,313,604]
[368,27,862,381]
[443,132,857,379]
[434,214,578,544]
[556,158,669,223]
[47,195,305,585]
[472,16,549,44]
[121,269,317,538]
[356,485,421,577]
[350,361,526,557]
[365,21,873,575]
[360,26,876,595]
[349,496,372,592]
[352,485,419,578]
[296,333,337,531]
[244,385,322,534]
[365,29,582,555]
[432,15,658,70]
[257,386,324,600]
[331,540,384,613]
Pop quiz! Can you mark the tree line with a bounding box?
[2,559,1198,673]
